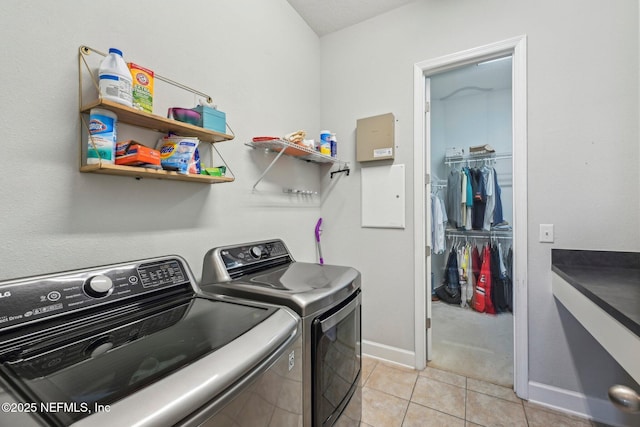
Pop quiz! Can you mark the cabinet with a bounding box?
[78,45,234,184]
[245,138,349,191]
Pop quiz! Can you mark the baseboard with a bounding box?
[362,340,416,368]
[528,381,638,427]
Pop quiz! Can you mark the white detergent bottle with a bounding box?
[87,108,117,164]
[98,48,133,107]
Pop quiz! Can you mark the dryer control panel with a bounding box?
[0,257,193,332]
[202,239,293,282]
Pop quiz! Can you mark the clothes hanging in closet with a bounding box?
[446,167,505,231]
[470,168,486,230]
[446,169,462,228]
[490,244,507,312]
[441,238,513,315]
[463,168,473,230]
[482,167,495,231]
[458,243,471,308]
[430,193,447,254]
[474,244,496,314]
[505,246,513,312]
[435,247,461,305]
[493,167,504,225]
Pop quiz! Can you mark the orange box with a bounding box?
[115,142,161,166]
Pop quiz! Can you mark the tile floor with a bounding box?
[360,356,602,427]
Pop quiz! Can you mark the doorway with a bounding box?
[429,56,514,387]
[412,36,528,398]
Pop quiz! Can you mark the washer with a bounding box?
[201,239,362,427]
[0,255,302,427]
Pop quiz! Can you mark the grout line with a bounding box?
[464,384,468,423]
[466,388,523,405]
[522,399,530,426]
[399,399,410,427]
[419,374,467,390]
[408,400,466,423]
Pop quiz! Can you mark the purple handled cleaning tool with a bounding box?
[315,218,324,265]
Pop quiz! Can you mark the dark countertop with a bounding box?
[552,249,640,338]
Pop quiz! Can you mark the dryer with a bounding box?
[201,239,362,427]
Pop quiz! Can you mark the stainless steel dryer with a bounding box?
[201,239,362,427]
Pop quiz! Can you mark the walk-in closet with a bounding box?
[427,56,514,387]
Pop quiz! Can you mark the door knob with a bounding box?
[608,385,640,413]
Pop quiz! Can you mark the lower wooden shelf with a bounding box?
[80,163,234,184]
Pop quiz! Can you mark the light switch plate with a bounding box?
[539,224,554,243]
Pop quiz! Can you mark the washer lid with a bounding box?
[0,296,293,427]
[203,262,361,317]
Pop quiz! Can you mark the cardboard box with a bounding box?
[469,144,495,154]
[115,141,161,166]
[128,63,154,114]
[193,106,226,133]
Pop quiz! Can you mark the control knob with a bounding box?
[250,246,263,259]
[84,275,114,298]
[84,336,114,358]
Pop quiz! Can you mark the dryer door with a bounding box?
[311,290,361,427]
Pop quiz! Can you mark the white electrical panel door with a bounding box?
[361,164,405,229]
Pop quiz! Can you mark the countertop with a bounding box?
[551,249,640,338]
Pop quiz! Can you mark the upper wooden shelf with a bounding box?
[80,98,235,143]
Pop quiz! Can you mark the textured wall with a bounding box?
[319,0,639,421]
[0,0,323,281]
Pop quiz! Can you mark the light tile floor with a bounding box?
[360,356,605,427]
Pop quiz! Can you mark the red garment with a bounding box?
[474,245,496,314]
[471,245,482,283]
[483,245,496,314]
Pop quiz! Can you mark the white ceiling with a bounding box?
[286,1,512,98]
[286,0,416,36]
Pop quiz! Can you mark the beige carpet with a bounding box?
[429,301,513,387]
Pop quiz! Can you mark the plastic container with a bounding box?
[330,133,337,158]
[320,130,331,155]
[320,141,331,156]
[87,108,117,164]
[320,130,331,143]
[98,48,133,107]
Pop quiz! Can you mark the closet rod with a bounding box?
[445,229,512,239]
[447,235,512,241]
[445,153,512,166]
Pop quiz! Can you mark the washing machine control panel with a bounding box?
[220,240,291,272]
[0,257,192,331]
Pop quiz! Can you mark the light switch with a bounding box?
[539,224,554,243]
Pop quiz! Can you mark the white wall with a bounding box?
[431,86,513,224]
[0,0,324,282]
[319,0,639,422]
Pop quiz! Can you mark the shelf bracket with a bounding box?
[330,166,350,179]
[246,139,347,191]
[251,148,287,191]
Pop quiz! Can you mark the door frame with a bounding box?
[412,35,528,398]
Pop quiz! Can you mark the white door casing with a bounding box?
[413,35,528,398]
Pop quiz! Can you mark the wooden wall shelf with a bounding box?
[80,163,234,184]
